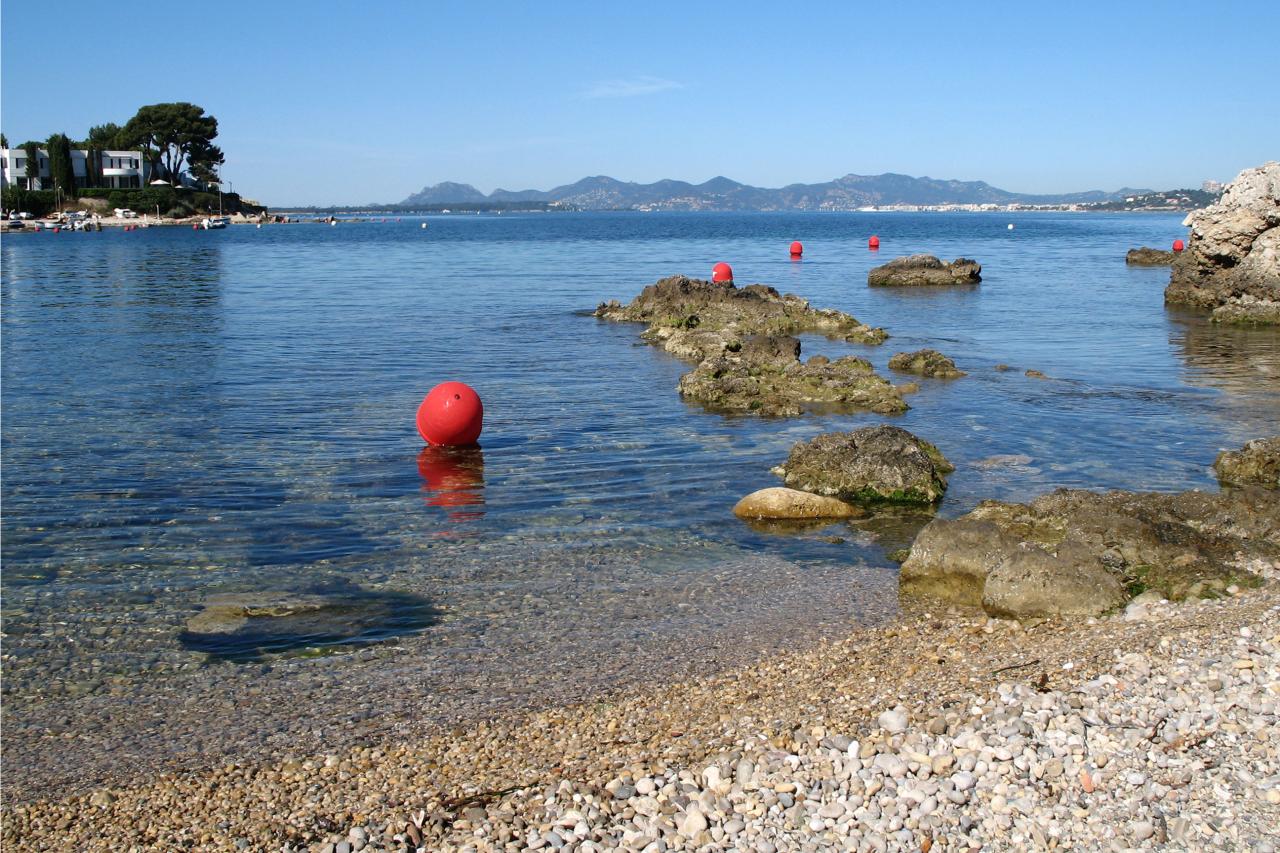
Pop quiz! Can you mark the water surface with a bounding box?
[2,212,1278,794]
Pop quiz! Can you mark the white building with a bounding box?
[1,147,154,191]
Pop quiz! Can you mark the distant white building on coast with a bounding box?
[0,147,158,191]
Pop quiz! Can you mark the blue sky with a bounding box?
[3,0,1277,206]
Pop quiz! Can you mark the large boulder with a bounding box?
[868,255,982,287]
[1126,247,1176,266]
[732,487,865,520]
[888,349,966,379]
[1214,436,1280,488]
[772,426,953,504]
[678,335,907,417]
[596,275,888,350]
[900,487,1278,621]
[1166,161,1280,324]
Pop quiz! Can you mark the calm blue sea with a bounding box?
[2,212,1278,662]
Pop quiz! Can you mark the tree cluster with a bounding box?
[3,103,224,197]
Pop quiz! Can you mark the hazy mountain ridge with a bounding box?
[401,173,1152,210]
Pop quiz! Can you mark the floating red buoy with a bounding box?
[868,235,880,249]
[416,382,484,446]
[711,262,734,283]
[789,241,803,257]
[1173,239,1185,252]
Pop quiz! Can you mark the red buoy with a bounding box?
[711,262,734,283]
[868,235,880,249]
[1172,239,1185,252]
[789,241,803,257]
[193,224,200,231]
[416,382,483,446]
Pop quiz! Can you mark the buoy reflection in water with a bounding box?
[416,445,486,526]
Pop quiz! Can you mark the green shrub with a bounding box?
[2,187,55,217]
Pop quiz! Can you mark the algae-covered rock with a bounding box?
[900,486,1278,621]
[868,255,981,287]
[732,487,866,520]
[180,586,439,661]
[678,336,907,417]
[1126,247,1176,266]
[773,425,953,504]
[888,349,966,379]
[596,275,888,349]
[1214,436,1280,488]
[1210,294,1280,325]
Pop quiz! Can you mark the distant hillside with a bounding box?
[400,173,1153,211]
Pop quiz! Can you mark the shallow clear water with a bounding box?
[2,212,1278,663]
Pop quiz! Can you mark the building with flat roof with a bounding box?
[1,148,155,191]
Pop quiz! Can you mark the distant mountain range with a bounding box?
[399,173,1154,211]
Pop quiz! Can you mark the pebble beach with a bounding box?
[4,573,1278,852]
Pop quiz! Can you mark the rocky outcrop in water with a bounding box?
[732,487,865,520]
[1126,247,1176,266]
[596,278,904,418]
[677,335,907,416]
[1214,437,1280,489]
[1166,161,1280,325]
[771,426,953,504]
[900,487,1277,621]
[868,255,982,287]
[888,349,966,378]
[595,275,888,351]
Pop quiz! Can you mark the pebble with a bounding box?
[7,592,1280,853]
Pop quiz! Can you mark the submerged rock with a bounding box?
[1214,436,1280,488]
[772,425,953,504]
[732,487,865,520]
[180,585,439,661]
[677,335,907,417]
[1126,247,1177,266]
[596,274,888,350]
[900,487,1278,620]
[867,255,982,287]
[1166,161,1280,324]
[888,349,966,379]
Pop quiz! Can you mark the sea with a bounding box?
[2,211,1279,792]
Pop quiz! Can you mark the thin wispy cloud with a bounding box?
[582,75,684,99]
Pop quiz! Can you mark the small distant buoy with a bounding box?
[712,262,734,283]
[1173,239,1185,252]
[256,224,262,229]
[416,382,484,446]
[1007,223,1015,230]
[52,227,60,234]
[789,241,803,257]
[421,222,428,229]
[193,224,200,231]
[330,220,337,227]
[868,235,880,249]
